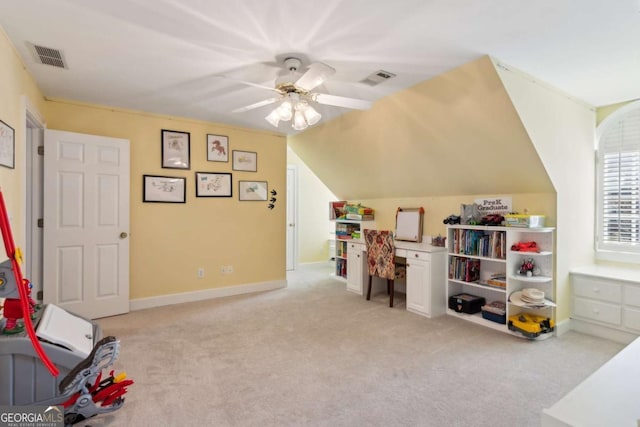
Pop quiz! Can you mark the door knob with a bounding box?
[119,232,128,239]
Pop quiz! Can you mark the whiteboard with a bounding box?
[395,209,423,242]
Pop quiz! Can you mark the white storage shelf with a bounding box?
[446,225,555,339]
[334,219,375,280]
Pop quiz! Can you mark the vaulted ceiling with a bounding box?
[0,1,638,135]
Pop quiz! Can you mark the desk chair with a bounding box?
[364,229,405,307]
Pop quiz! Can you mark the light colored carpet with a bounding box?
[87,263,623,427]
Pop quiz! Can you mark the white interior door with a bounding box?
[43,129,130,319]
[286,166,297,271]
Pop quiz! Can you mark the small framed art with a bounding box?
[207,134,228,162]
[239,181,268,201]
[0,119,15,169]
[143,175,186,203]
[195,172,232,197]
[232,150,257,172]
[162,129,190,169]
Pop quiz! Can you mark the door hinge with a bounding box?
[37,218,43,228]
[37,146,44,156]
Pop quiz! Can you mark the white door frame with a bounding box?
[22,96,45,300]
[286,165,298,271]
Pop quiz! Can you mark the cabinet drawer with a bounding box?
[624,307,640,331]
[406,250,430,262]
[395,248,407,258]
[573,297,621,325]
[572,275,622,303]
[624,285,640,308]
[347,243,364,253]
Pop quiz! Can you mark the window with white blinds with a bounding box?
[597,104,640,257]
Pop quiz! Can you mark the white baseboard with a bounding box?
[298,260,334,266]
[130,279,286,311]
[569,318,638,344]
[555,318,572,337]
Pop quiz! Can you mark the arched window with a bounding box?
[596,100,640,263]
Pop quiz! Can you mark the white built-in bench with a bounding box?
[570,264,640,344]
[541,335,640,426]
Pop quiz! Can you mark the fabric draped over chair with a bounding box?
[364,229,405,307]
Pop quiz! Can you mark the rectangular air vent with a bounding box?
[361,70,396,86]
[27,42,68,69]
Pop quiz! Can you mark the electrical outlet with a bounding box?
[221,265,234,274]
[197,268,205,278]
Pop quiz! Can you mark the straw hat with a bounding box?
[509,288,556,307]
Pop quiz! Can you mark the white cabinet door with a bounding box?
[346,243,365,295]
[407,257,430,316]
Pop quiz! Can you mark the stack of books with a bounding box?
[485,273,507,289]
[344,204,374,221]
[346,213,374,220]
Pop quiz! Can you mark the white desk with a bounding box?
[541,336,640,426]
[347,238,447,318]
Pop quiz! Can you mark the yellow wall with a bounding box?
[0,28,47,253]
[44,99,287,300]
[289,56,554,200]
[287,146,336,263]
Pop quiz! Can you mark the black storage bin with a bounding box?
[448,293,486,314]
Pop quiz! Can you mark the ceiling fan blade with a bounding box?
[232,97,281,113]
[216,75,282,94]
[295,62,336,92]
[312,93,372,110]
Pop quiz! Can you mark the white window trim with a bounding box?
[595,99,640,264]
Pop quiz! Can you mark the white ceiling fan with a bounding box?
[229,56,372,130]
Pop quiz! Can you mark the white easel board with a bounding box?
[395,208,424,242]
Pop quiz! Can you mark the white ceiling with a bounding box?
[1,0,639,135]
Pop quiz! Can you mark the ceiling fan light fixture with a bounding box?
[302,105,321,126]
[292,109,308,131]
[265,109,281,127]
[277,100,293,121]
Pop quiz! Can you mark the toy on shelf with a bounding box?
[511,241,540,253]
[480,214,504,226]
[508,313,555,339]
[443,214,461,225]
[517,258,541,277]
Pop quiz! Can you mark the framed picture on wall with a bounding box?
[195,172,232,197]
[0,119,15,169]
[161,129,190,169]
[207,134,229,162]
[232,150,257,172]
[239,181,268,201]
[143,175,186,203]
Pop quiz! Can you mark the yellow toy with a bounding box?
[508,313,555,338]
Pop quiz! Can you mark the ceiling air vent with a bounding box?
[361,70,396,86]
[27,42,68,69]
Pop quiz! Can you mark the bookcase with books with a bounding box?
[446,224,555,338]
[334,219,375,280]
